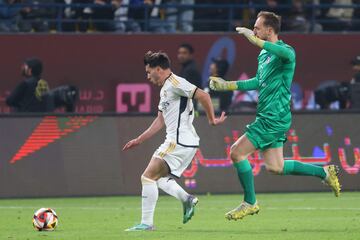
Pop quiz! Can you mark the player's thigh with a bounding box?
[262,147,284,174]
[165,147,197,178]
[230,134,257,161]
[143,157,170,180]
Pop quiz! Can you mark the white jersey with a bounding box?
[158,73,200,147]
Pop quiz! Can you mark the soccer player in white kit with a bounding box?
[123,51,226,231]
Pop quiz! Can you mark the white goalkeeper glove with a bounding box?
[236,27,264,48]
[209,76,237,91]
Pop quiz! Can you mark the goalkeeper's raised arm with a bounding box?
[235,25,295,62]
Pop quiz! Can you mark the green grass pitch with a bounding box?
[0,192,359,240]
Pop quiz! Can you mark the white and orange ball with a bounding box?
[32,208,58,231]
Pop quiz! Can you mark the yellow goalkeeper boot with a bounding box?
[225,201,259,221]
[323,165,341,197]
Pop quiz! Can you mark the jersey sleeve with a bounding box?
[263,41,295,62]
[171,78,198,99]
[236,77,259,91]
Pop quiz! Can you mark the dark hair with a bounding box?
[25,58,43,77]
[179,43,194,54]
[257,11,281,34]
[212,58,229,78]
[144,51,171,69]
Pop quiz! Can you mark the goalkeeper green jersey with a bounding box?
[237,40,296,122]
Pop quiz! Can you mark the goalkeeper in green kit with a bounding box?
[209,11,341,221]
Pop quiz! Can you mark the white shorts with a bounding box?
[153,141,197,178]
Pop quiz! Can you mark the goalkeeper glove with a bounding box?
[235,27,264,48]
[209,76,237,91]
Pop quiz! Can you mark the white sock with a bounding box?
[157,177,189,202]
[141,175,158,226]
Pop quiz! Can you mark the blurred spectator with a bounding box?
[283,0,310,32]
[77,0,94,32]
[252,0,285,16]
[1,1,359,33]
[55,0,76,31]
[177,43,202,88]
[124,0,146,30]
[350,55,360,108]
[164,0,177,32]
[301,0,323,32]
[209,58,233,113]
[314,56,360,109]
[92,0,121,31]
[194,0,243,31]
[0,0,21,32]
[166,0,194,32]
[52,0,94,32]
[320,0,353,31]
[351,55,360,84]
[143,0,174,32]
[19,0,57,32]
[351,0,360,30]
[114,0,141,32]
[230,89,258,112]
[54,0,91,32]
[178,0,194,32]
[6,58,50,112]
[229,74,258,112]
[177,43,202,110]
[317,0,333,21]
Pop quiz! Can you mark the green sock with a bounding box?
[233,160,256,205]
[282,160,326,179]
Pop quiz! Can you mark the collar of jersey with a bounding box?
[164,72,173,82]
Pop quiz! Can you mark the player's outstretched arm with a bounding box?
[209,76,237,91]
[122,111,165,151]
[235,27,295,61]
[194,88,227,125]
[209,76,259,92]
[262,41,295,62]
[235,27,264,48]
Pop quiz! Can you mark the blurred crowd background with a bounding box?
[0,0,359,33]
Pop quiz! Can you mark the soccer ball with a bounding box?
[32,208,58,231]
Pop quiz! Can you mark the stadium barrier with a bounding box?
[1,34,360,113]
[0,112,359,198]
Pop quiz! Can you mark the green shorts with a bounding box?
[245,116,291,151]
